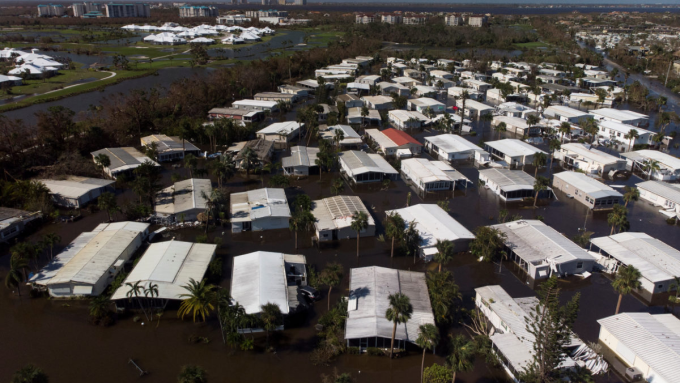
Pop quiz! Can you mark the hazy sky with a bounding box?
[308,0,676,4]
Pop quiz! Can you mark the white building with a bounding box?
[492,116,540,136]
[621,150,680,181]
[232,99,278,112]
[496,102,538,119]
[141,134,201,162]
[37,3,65,16]
[597,120,654,150]
[484,139,547,167]
[424,134,490,162]
[386,110,428,130]
[479,169,550,202]
[39,176,115,208]
[311,195,376,242]
[0,208,41,244]
[361,95,394,110]
[544,105,592,124]
[490,220,595,279]
[591,108,649,127]
[345,267,435,352]
[366,128,423,157]
[90,147,160,179]
[154,178,212,222]
[282,146,319,176]
[386,204,474,260]
[460,99,494,118]
[552,171,622,210]
[230,188,291,233]
[318,125,362,148]
[407,98,446,114]
[338,150,399,183]
[462,79,492,92]
[598,313,680,383]
[591,232,680,297]
[30,222,150,297]
[110,240,216,304]
[636,180,680,218]
[555,143,627,175]
[447,86,484,101]
[401,158,469,193]
[256,122,302,149]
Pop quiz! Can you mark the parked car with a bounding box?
[300,286,321,301]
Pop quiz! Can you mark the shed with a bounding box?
[230,188,291,233]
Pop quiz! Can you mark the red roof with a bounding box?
[382,128,422,147]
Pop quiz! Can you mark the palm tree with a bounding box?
[94,153,111,177]
[211,154,236,188]
[434,240,454,273]
[548,139,561,169]
[458,91,469,127]
[493,121,507,140]
[416,324,440,383]
[643,160,661,179]
[200,189,222,235]
[5,255,28,297]
[446,335,475,383]
[350,211,369,257]
[178,278,216,322]
[624,129,639,152]
[333,128,345,149]
[260,302,282,348]
[385,292,413,358]
[623,186,640,207]
[178,365,208,383]
[612,265,641,314]
[240,147,259,178]
[608,204,629,235]
[184,153,197,178]
[526,114,540,136]
[479,113,492,137]
[320,262,343,310]
[97,191,119,222]
[289,210,314,249]
[42,232,61,260]
[533,176,549,208]
[89,294,111,321]
[11,364,49,383]
[385,212,406,258]
[360,106,369,131]
[532,152,547,178]
[331,178,344,195]
[558,121,571,143]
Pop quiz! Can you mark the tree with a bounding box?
[260,302,283,348]
[350,211,369,257]
[446,335,475,383]
[184,153,198,178]
[458,91,469,127]
[5,254,28,297]
[548,139,561,168]
[240,147,259,178]
[94,153,111,177]
[493,121,506,140]
[416,324,440,383]
[268,174,290,188]
[558,121,571,143]
[607,204,629,235]
[11,364,49,383]
[532,152,547,178]
[41,233,60,260]
[89,294,111,321]
[623,186,639,207]
[533,176,549,208]
[643,159,661,179]
[331,178,344,195]
[470,226,507,270]
[333,129,345,149]
[97,192,119,222]
[384,212,406,258]
[200,189,223,235]
[320,262,343,310]
[612,265,641,315]
[434,240,454,273]
[518,277,581,383]
[624,129,639,152]
[133,161,162,208]
[526,114,540,133]
[289,210,314,249]
[211,154,236,188]
[423,364,452,383]
[178,365,207,383]
[360,106,369,130]
[384,293,413,360]
[426,271,460,325]
[178,278,216,322]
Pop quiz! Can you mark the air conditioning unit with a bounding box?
[624,367,643,382]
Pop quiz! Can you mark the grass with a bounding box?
[0,66,109,100]
[514,41,549,48]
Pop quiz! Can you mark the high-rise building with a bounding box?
[104,3,150,18]
[381,14,401,24]
[468,15,488,27]
[355,14,375,24]
[179,5,218,18]
[293,0,306,5]
[444,14,463,26]
[72,2,105,18]
[278,0,287,5]
[37,4,65,17]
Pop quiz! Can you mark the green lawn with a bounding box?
[514,41,549,48]
[0,65,110,100]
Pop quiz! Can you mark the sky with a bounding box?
[308,0,678,3]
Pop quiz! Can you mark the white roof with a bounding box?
[591,232,680,283]
[463,79,491,87]
[361,95,393,105]
[39,177,114,200]
[282,146,319,168]
[490,220,595,264]
[257,121,302,135]
[479,168,536,192]
[401,158,469,185]
[621,150,680,171]
[387,110,426,123]
[485,139,546,158]
[233,99,277,108]
[189,37,214,43]
[545,105,590,119]
[386,204,474,249]
[141,134,200,153]
[637,180,680,205]
[339,151,398,176]
[320,125,361,144]
[155,178,212,216]
[230,188,291,223]
[553,171,622,199]
[231,251,291,315]
[598,119,653,136]
[597,313,680,383]
[592,108,648,122]
[110,241,216,301]
[424,134,482,154]
[409,97,445,108]
[463,99,494,112]
[90,147,160,173]
[493,115,529,130]
[345,267,435,342]
[312,195,374,232]
[560,143,624,166]
[30,222,149,286]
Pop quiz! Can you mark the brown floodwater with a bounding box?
[1,119,673,383]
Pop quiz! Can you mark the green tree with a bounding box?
[211,154,236,188]
[416,324,440,383]
[470,226,507,265]
[423,363,452,383]
[612,265,641,315]
[268,175,290,188]
[240,147,259,178]
[532,152,547,178]
[642,160,661,179]
[289,210,314,249]
[623,186,639,207]
[133,160,162,208]
[178,278,216,322]
[533,176,549,208]
[493,121,506,140]
[350,211,369,258]
[548,139,561,168]
[97,191,119,222]
[384,212,406,258]
[385,292,413,358]
[184,153,198,178]
[320,262,344,310]
[41,232,60,260]
[94,153,111,177]
[434,240,454,273]
[5,254,28,297]
[260,302,283,348]
[178,365,207,383]
[89,294,111,321]
[11,364,49,383]
[624,129,639,152]
[558,121,572,143]
[331,178,344,195]
[607,204,629,235]
[446,335,476,383]
[426,271,461,325]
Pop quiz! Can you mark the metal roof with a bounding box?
[592,108,648,122]
[30,222,149,286]
[312,195,374,231]
[90,147,159,172]
[591,232,680,283]
[553,171,622,199]
[231,251,293,315]
[598,120,653,136]
[476,285,535,343]
[479,168,536,192]
[319,125,362,145]
[424,134,483,154]
[155,178,212,216]
[560,143,624,166]
[381,128,422,147]
[401,158,468,185]
[597,313,680,383]
[484,139,546,158]
[39,176,115,200]
[140,134,199,153]
[257,121,302,135]
[462,99,494,111]
[386,204,474,249]
[230,188,291,223]
[545,105,590,119]
[490,220,595,264]
[282,146,319,168]
[233,99,277,108]
[637,180,680,204]
[338,151,398,176]
[110,241,216,301]
[621,150,680,171]
[345,267,435,342]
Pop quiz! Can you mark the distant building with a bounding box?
[468,14,488,27]
[293,0,306,4]
[0,207,41,244]
[445,13,463,26]
[355,13,375,24]
[38,4,65,17]
[246,9,287,18]
[381,14,402,24]
[403,15,427,25]
[179,5,218,18]
[104,3,150,18]
[72,2,104,18]
[216,15,251,25]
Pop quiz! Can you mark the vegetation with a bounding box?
[446,335,476,383]
[350,211,369,257]
[612,265,642,315]
[385,292,413,358]
[178,278,217,322]
[178,365,208,383]
[384,212,406,258]
[416,324,440,383]
[320,262,344,311]
[426,271,461,325]
[11,364,49,383]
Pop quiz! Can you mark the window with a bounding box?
[659,284,664,289]
[576,261,583,269]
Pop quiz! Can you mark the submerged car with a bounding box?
[299,286,321,301]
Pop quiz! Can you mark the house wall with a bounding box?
[639,188,680,212]
[252,216,289,231]
[284,165,310,176]
[598,327,666,383]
